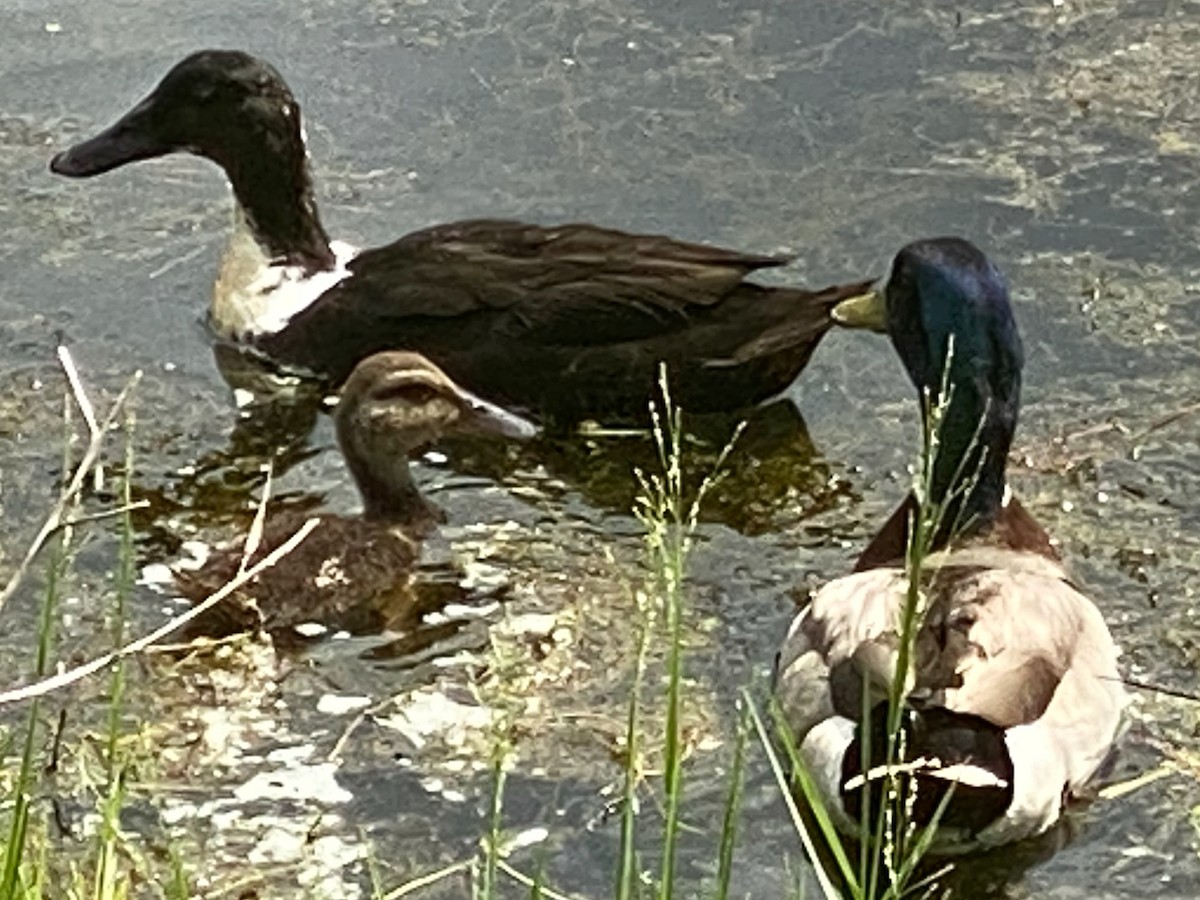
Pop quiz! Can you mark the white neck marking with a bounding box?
[209,206,357,341]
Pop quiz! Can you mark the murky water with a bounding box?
[2,0,1199,896]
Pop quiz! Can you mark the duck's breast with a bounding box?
[210,212,357,342]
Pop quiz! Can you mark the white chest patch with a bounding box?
[210,209,358,341]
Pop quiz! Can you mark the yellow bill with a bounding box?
[831,290,887,333]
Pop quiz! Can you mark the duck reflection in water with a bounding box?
[141,342,857,542]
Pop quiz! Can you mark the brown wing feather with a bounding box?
[315,219,792,344]
[708,279,876,366]
[359,219,789,297]
[778,548,1116,732]
[915,560,1084,728]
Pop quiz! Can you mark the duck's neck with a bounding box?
[345,453,441,533]
[924,381,1016,543]
[213,113,335,273]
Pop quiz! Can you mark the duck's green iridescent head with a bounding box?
[885,238,1022,410]
[836,237,1024,529]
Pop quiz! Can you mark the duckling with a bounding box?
[169,351,536,641]
[49,49,873,423]
[774,238,1125,851]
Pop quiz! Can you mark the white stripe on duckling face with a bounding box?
[209,207,357,341]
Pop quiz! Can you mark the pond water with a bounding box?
[1,0,1198,897]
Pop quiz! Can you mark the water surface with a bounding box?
[1,0,1198,896]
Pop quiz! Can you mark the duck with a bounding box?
[774,237,1126,851]
[165,350,536,642]
[48,49,874,424]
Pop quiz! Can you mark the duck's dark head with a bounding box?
[834,238,1023,530]
[50,50,332,267]
[51,50,298,175]
[335,352,538,524]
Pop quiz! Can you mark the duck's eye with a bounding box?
[371,383,442,407]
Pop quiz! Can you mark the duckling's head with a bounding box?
[51,50,298,178]
[335,352,538,523]
[836,238,1023,525]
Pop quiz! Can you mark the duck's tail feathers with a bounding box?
[704,278,877,368]
[841,704,1015,837]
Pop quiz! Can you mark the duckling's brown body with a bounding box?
[171,351,535,643]
[174,515,423,641]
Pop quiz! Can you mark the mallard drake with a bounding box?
[49,49,873,423]
[166,351,536,642]
[774,237,1125,851]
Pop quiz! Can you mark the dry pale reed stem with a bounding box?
[0,347,142,617]
[0,517,320,707]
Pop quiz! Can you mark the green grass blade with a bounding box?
[92,423,138,900]
[713,699,751,900]
[657,531,685,900]
[481,745,507,900]
[165,839,190,900]
[615,575,654,900]
[752,695,854,900]
[527,856,545,899]
[0,703,36,899]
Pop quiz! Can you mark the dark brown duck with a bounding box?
[50,50,873,423]
[169,351,536,641]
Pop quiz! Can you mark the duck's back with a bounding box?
[255,219,872,420]
[776,544,1124,849]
